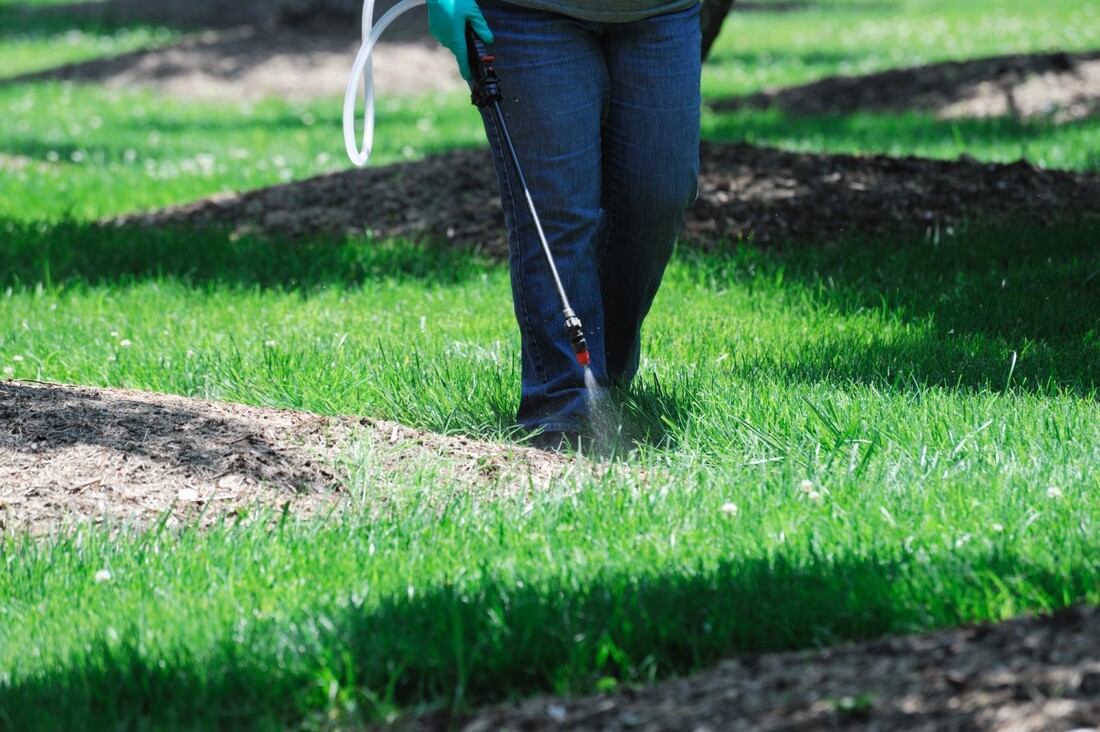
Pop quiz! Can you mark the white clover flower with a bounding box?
[94,569,112,583]
[799,479,815,493]
[720,502,739,516]
[119,339,132,348]
[1046,487,1063,500]
[12,355,23,362]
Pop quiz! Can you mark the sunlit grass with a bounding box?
[703,0,1100,98]
[0,0,179,78]
[0,82,483,220]
[1,218,1098,729]
[701,108,1100,172]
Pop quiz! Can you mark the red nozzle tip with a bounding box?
[576,350,590,366]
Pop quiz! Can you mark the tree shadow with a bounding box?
[1,216,490,291]
[711,48,1100,122]
[2,542,1093,728]
[3,0,430,35]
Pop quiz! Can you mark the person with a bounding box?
[427,0,701,451]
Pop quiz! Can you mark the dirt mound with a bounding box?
[401,604,1100,731]
[0,380,572,535]
[713,49,1100,123]
[109,141,1100,258]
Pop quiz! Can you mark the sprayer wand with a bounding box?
[465,27,590,368]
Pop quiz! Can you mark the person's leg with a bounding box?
[598,5,702,382]
[475,0,609,435]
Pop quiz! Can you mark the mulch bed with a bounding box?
[393,604,1100,731]
[109,141,1100,260]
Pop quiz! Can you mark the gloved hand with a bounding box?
[426,0,493,80]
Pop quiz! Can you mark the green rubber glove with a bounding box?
[426,0,493,80]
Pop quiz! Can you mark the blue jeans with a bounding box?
[475,0,701,434]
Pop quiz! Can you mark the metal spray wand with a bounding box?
[465,27,590,367]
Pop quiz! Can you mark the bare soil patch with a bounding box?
[0,380,573,536]
[24,28,459,103]
[110,141,1100,259]
[396,604,1100,731]
[5,4,461,102]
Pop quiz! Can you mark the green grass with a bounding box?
[0,83,484,221]
[1,218,1099,730]
[702,0,1100,97]
[702,108,1100,172]
[695,0,1100,169]
[3,485,1096,730]
[0,0,179,78]
[2,0,1100,729]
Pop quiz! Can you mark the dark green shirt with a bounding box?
[500,0,699,22]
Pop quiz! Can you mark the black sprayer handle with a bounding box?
[465,25,501,108]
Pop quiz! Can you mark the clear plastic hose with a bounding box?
[343,0,427,166]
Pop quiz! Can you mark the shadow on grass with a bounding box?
[0,542,1091,730]
[0,4,155,41]
[0,0,429,35]
[701,108,1100,172]
[0,218,491,291]
[0,0,286,35]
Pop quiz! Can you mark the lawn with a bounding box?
[1,0,1099,729]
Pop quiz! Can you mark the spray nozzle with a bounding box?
[564,312,589,367]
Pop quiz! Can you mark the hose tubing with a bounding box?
[344,0,427,166]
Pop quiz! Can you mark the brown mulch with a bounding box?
[397,605,1100,731]
[108,141,1100,259]
[0,380,577,535]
